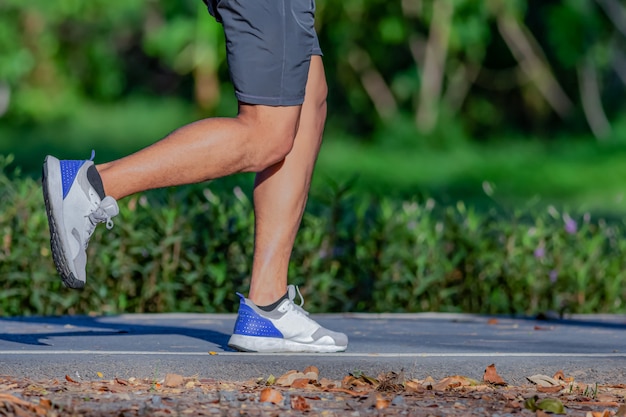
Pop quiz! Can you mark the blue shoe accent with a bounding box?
[233,294,283,338]
[59,160,86,198]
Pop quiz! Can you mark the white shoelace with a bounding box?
[83,197,118,249]
[87,197,117,229]
[288,285,309,316]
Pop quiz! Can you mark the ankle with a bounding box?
[256,291,289,312]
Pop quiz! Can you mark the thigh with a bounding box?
[215,0,322,106]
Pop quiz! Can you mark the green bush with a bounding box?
[2,154,626,317]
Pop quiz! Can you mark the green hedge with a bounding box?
[2,154,626,317]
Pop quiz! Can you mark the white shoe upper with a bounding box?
[229,285,349,352]
[46,156,119,286]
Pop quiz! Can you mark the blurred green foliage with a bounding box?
[1,0,624,141]
[1,1,626,316]
[2,155,626,316]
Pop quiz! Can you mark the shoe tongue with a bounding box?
[287,285,297,301]
[100,196,120,216]
[87,165,106,199]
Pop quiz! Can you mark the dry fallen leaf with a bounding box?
[615,405,626,417]
[527,374,561,388]
[291,378,311,389]
[585,411,612,417]
[291,395,310,411]
[115,377,129,386]
[276,370,297,385]
[484,364,507,386]
[318,377,337,388]
[421,376,435,389]
[342,372,379,390]
[404,380,424,393]
[65,375,78,384]
[0,393,48,416]
[303,365,319,382]
[375,394,390,410]
[259,387,283,404]
[39,397,52,409]
[554,370,575,383]
[325,387,362,397]
[433,376,474,391]
[164,373,184,388]
[487,318,499,325]
[537,385,563,393]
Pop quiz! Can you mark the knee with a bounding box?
[240,110,299,171]
[315,80,328,113]
[257,121,297,168]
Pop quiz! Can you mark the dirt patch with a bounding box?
[1,365,625,416]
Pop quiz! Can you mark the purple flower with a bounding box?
[564,214,577,234]
[549,270,558,283]
[534,246,545,259]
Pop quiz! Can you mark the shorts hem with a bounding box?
[236,92,304,106]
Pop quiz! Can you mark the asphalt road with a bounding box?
[1,313,625,385]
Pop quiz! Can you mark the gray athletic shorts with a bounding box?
[202,0,322,106]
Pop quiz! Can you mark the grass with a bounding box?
[314,136,626,216]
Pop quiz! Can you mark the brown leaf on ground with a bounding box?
[114,377,128,386]
[553,370,574,383]
[527,374,561,387]
[487,318,499,325]
[484,364,507,386]
[64,375,78,384]
[342,372,379,390]
[277,366,319,387]
[303,365,319,382]
[375,394,390,409]
[291,378,311,389]
[586,411,612,417]
[259,387,283,404]
[433,376,473,391]
[290,395,310,411]
[404,380,425,393]
[317,377,337,389]
[38,397,51,410]
[326,387,363,397]
[377,371,405,392]
[537,385,563,393]
[277,370,307,386]
[164,373,184,388]
[578,401,620,408]
[0,393,48,416]
[421,376,436,389]
[615,404,626,417]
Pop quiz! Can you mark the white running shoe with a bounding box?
[42,152,119,289]
[228,285,348,353]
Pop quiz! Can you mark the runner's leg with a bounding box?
[248,56,327,306]
[96,105,301,200]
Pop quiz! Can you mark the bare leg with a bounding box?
[248,56,327,306]
[94,56,326,308]
[97,105,301,200]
